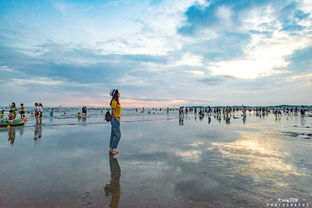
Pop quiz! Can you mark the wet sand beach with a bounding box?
[0,110,311,208]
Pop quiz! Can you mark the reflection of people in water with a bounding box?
[104,155,121,208]
[34,124,42,140]
[18,126,25,136]
[242,115,246,124]
[199,110,204,120]
[179,116,184,126]
[274,114,281,122]
[8,127,16,144]
[82,117,87,126]
[225,115,231,125]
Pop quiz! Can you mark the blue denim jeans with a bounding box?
[110,117,121,149]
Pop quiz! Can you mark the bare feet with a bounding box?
[109,149,119,155]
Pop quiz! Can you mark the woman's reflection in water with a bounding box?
[104,155,121,208]
[34,124,42,140]
[8,127,16,144]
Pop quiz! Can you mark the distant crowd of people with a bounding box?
[177,106,309,117]
[0,102,44,124]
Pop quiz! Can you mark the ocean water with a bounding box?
[0,109,311,208]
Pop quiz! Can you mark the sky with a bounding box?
[0,0,311,107]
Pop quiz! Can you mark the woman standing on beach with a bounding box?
[34,103,39,124]
[38,103,43,124]
[109,89,122,155]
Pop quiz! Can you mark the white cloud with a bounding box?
[285,73,312,82]
[178,4,311,79]
[187,70,205,76]
[174,53,203,66]
[11,77,109,89]
[217,6,232,20]
[209,27,311,79]
[0,66,13,72]
[298,0,312,14]
[12,77,65,85]
[175,150,202,163]
[118,75,150,86]
[53,1,94,15]
[94,0,202,55]
[240,5,276,32]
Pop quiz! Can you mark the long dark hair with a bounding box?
[110,90,120,106]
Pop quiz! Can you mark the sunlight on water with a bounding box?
[210,130,308,188]
[175,150,203,163]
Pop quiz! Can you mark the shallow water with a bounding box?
[0,111,311,208]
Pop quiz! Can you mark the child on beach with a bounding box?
[8,110,14,123]
[20,103,25,119]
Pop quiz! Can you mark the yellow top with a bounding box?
[21,106,25,111]
[111,100,122,118]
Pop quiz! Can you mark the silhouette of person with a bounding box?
[104,155,121,208]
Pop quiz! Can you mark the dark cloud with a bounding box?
[286,46,312,73]
[179,0,272,35]
[0,40,168,84]
[198,75,236,85]
[182,32,251,62]
[178,0,304,36]
[279,2,310,31]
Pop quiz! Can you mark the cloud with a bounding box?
[175,150,202,163]
[284,72,312,87]
[12,77,64,85]
[177,0,312,79]
[0,0,311,106]
[208,31,309,78]
[286,46,312,72]
[53,1,94,15]
[0,66,13,72]
[173,53,203,67]
[198,75,235,85]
